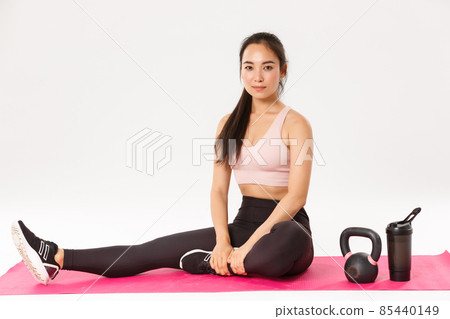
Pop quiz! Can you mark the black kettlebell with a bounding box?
[339,227,382,283]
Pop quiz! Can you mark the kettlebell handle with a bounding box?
[340,227,382,262]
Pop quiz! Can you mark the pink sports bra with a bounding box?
[230,105,291,187]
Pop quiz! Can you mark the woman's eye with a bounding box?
[244,66,252,70]
[265,66,273,70]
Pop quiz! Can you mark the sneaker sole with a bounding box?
[11,221,50,285]
[179,248,212,269]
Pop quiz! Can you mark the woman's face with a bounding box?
[241,43,286,101]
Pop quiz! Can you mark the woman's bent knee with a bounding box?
[272,220,311,241]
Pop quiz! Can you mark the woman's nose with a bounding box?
[254,69,263,82]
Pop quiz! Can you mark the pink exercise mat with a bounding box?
[1,251,449,295]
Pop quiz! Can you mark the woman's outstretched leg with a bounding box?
[62,226,221,278]
[11,198,313,284]
[11,219,255,284]
[63,221,258,278]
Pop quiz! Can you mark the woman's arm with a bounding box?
[210,191,230,244]
[209,114,234,275]
[210,114,232,244]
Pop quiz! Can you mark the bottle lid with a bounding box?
[386,207,421,235]
[386,221,413,235]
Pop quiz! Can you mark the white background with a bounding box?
[1,0,449,317]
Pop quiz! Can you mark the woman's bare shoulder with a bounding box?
[222,113,232,122]
[217,113,232,129]
[286,108,312,129]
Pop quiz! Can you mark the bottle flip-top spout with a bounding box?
[400,207,421,225]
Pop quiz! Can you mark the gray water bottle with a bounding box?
[386,207,421,281]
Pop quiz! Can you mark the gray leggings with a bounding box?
[63,195,314,278]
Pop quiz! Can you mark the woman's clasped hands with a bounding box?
[210,241,251,276]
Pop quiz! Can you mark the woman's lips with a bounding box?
[252,86,266,91]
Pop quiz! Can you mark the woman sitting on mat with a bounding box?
[11,31,314,285]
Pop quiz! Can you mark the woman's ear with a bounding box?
[280,63,287,78]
